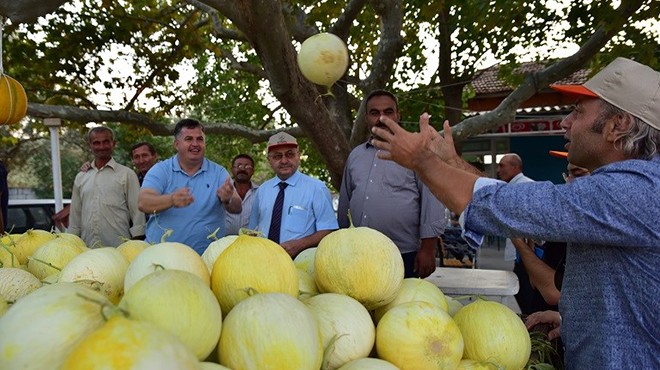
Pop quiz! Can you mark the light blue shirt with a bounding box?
[142,155,231,254]
[248,170,338,243]
[461,156,660,369]
[508,172,534,184]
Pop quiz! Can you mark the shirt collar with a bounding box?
[231,180,259,190]
[92,157,118,170]
[510,173,526,183]
[173,154,208,175]
[275,170,301,187]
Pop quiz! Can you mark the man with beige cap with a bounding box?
[371,57,660,368]
[249,132,338,258]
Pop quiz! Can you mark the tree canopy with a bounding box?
[1,0,658,191]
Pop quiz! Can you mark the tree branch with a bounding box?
[359,0,403,90]
[0,0,70,24]
[26,103,303,143]
[330,0,369,39]
[197,0,244,30]
[187,0,248,41]
[350,0,404,146]
[123,7,204,110]
[281,2,318,42]
[451,0,646,141]
[208,45,268,78]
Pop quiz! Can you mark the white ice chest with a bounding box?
[424,267,521,313]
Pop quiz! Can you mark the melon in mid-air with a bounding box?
[297,32,349,91]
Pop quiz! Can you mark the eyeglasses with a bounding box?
[232,164,253,170]
[268,151,298,161]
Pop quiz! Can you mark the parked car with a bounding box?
[6,199,71,234]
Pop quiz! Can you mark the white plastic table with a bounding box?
[424,267,520,312]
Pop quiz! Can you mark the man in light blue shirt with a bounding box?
[249,132,338,258]
[497,153,534,184]
[497,152,540,314]
[139,119,242,254]
[371,58,660,369]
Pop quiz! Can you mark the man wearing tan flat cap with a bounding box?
[371,57,660,368]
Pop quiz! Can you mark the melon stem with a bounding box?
[347,211,355,228]
[207,227,221,241]
[27,256,63,271]
[75,292,127,321]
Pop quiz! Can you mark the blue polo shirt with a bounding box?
[248,170,338,243]
[142,155,231,254]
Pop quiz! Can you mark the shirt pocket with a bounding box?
[382,166,415,191]
[100,176,128,209]
[285,205,310,234]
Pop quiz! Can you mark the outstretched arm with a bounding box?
[512,238,561,305]
[371,113,481,215]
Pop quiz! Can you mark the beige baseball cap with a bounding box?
[551,57,660,130]
[267,132,298,152]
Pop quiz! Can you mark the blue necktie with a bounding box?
[268,182,288,243]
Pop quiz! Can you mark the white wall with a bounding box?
[8,188,37,200]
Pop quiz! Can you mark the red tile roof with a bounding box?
[471,61,591,96]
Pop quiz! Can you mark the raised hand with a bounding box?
[171,187,194,208]
[371,113,437,170]
[217,177,234,204]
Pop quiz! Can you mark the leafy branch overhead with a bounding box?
[2,0,658,188]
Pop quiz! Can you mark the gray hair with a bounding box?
[592,101,659,159]
[87,126,115,142]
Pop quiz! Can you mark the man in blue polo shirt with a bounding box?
[139,118,241,254]
[249,132,338,258]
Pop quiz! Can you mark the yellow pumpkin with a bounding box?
[0,74,28,125]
